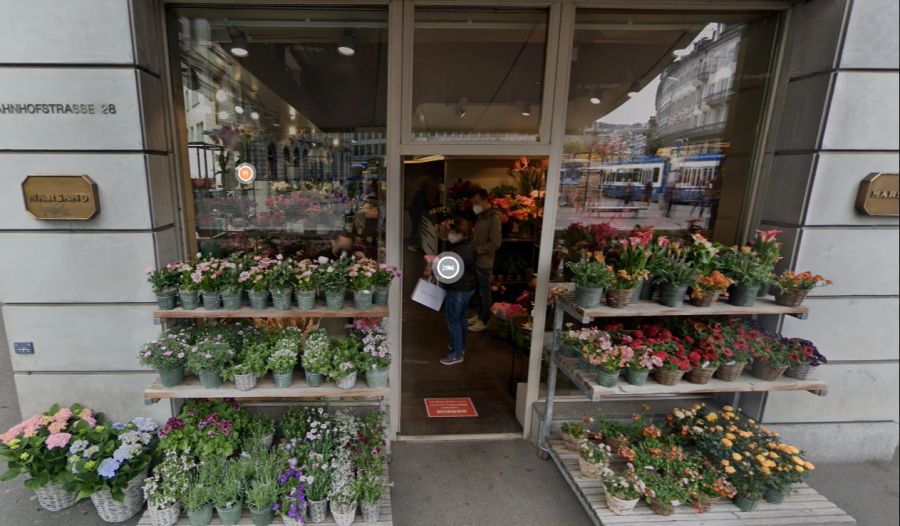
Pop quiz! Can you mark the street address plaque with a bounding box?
[22,175,100,220]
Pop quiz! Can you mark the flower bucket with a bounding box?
[296,289,316,311]
[653,368,684,386]
[148,503,181,526]
[658,284,688,307]
[639,279,655,300]
[605,289,632,309]
[775,290,808,308]
[234,372,257,391]
[221,290,242,310]
[753,360,788,381]
[625,368,649,386]
[562,341,580,358]
[90,470,147,522]
[34,482,78,512]
[179,289,200,310]
[361,501,380,524]
[715,361,746,382]
[373,286,389,305]
[686,365,719,384]
[786,362,813,380]
[366,367,389,389]
[605,492,639,516]
[764,487,790,504]
[270,288,293,310]
[250,507,275,526]
[283,515,305,526]
[629,279,646,304]
[561,431,587,452]
[691,290,721,307]
[216,501,243,526]
[648,498,675,516]
[305,370,325,387]
[187,505,213,526]
[248,290,269,310]
[158,366,185,388]
[574,285,604,309]
[758,283,770,297]
[273,370,294,388]
[596,369,620,388]
[578,457,607,479]
[325,290,346,310]
[729,283,758,307]
[198,368,222,388]
[308,499,328,523]
[156,290,177,310]
[733,494,760,512]
[261,433,274,450]
[330,501,358,526]
[353,290,374,310]
[201,291,222,310]
[336,371,358,390]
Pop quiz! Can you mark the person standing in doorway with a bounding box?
[428,216,477,365]
[468,188,503,332]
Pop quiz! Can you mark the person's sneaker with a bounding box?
[468,320,487,332]
[440,354,464,365]
[467,314,480,325]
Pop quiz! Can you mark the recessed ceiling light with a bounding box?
[337,30,357,57]
[589,96,601,105]
[250,111,260,120]
[519,101,532,117]
[215,89,228,103]
[234,105,244,114]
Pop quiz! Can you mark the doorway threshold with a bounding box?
[396,432,522,443]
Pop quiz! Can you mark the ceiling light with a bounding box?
[519,101,532,117]
[229,29,249,58]
[234,105,244,114]
[215,89,228,103]
[250,111,260,120]
[337,30,357,57]
[456,97,468,119]
[589,96,601,105]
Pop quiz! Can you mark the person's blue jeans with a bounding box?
[445,289,476,359]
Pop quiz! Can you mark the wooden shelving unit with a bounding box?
[153,302,388,319]
[144,376,390,402]
[557,296,808,323]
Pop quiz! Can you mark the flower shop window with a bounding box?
[171,6,389,260]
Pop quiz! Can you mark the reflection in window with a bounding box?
[173,7,388,259]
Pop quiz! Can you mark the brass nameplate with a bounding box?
[22,175,100,220]
[856,173,899,217]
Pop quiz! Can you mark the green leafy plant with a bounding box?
[181,476,213,512]
[354,468,383,506]
[267,347,298,375]
[143,449,196,510]
[329,336,361,379]
[653,242,700,286]
[301,329,332,374]
[295,259,319,291]
[267,256,295,291]
[561,421,586,439]
[246,479,278,512]
[718,245,770,286]
[579,441,611,464]
[565,252,614,288]
[138,334,189,371]
[146,264,181,293]
[186,335,235,373]
[212,461,245,509]
[159,400,250,460]
[317,257,349,292]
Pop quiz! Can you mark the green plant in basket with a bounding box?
[143,449,197,511]
[301,329,332,374]
[602,468,648,501]
[561,421,586,440]
[565,252,614,287]
[579,441,611,464]
[642,470,691,508]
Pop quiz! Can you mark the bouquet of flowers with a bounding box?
[489,302,527,321]
[348,257,378,292]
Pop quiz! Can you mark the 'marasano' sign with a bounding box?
[22,175,100,220]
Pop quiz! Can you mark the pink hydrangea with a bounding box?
[46,432,72,450]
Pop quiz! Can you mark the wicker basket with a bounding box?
[753,360,788,381]
[653,368,684,386]
[34,482,78,512]
[697,496,719,512]
[233,372,258,391]
[774,290,808,308]
[715,361,747,382]
[330,501,358,526]
[648,498,675,516]
[686,365,719,384]
[605,289,632,309]
[786,362,813,380]
[561,431,587,452]
[148,503,181,526]
[691,290,721,307]
[578,457,607,479]
[605,492,639,515]
[90,470,147,523]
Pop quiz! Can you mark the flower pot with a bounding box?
[753,360,788,381]
[561,431,587,452]
[305,370,325,387]
[715,361,747,382]
[648,498,675,516]
[273,370,294,388]
[33,482,78,512]
[596,369,620,388]
[295,289,316,311]
[629,279,646,304]
[574,285,604,309]
[261,433,274,450]
[373,286,389,305]
[233,372,258,391]
[155,289,177,310]
[283,515,305,526]
[775,290,808,308]
[325,290,346,310]
[578,457,607,479]
[365,367,390,389]
[353,290,374,310]
[729,283,758,307]
[758,283,769,297]
[562,341,580,358]
[691,290,721,307]
[361,501,380,524]
[90,470,147,522]
[658,283,688,307]
[605,435,630,453]
[686,365,719,384]
[733,494,760,512]
[158,366,185,388]
[625,368,650,386]
[216,501,243,526]
[250,507,275,526]
[248,290,269,310]
[653,368,684,386]
[221,290,242,310]
[201,290,222,310]
[148,503,181,526]
[639,279,655,300]
[187,505,213,526]
[786,362,813,380]
[270,288,293,310]
[179,289,200,310]
[578,356,598,373]
[336,371,358,390]
[764,487,790,504]
[605,492,639,515]
[330,501,358,526]
[307,499,328,523]
[198,368,223,388]
[605,289,632,309]
[495,318,511,339]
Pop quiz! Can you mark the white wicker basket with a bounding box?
[605,491,639,515]
[578,457,607,479]
[34,482,78,512]
[331,501,358,526]
[90,470,147,523]
[233,372,258,391]
[148,503,181,526]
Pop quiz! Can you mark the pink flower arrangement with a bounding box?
[490,302,528,321]
[46,432,72,450]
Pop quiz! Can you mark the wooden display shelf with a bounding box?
[554,354,828,402]
[547,440,855,526]
[143,376,390,401]
[558,297,808,323]
[154,302,388,319]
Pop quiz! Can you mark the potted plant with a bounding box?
[691,270,733,307]
[719,245,770,306]
[143,450,196,526]
[212,463,244,526]
[240,256,273,309]
[357,324,391,389]
[644,331,691,386]
[490,302,527,339]
[763,443,814,503]
[372,263,402,305]
[583,338,632,388]
[642,471,689,516]
[578,441,611,479]
[246,478,278,526]
[138,334,188,387]
[348,257,377,310]
[302,329,331,387]
[624,344,663,386]
[566,252,614,308]
[732,476,765,512]
[750,229,783,296]
[773,270,832,307]
[302,448,333,523]
[684,328,723,384]
[606,268,647,308]
[318,256,349,310]
[653,242,699,308]
[328,453,358,526]
[181,474,213,526]
[186,335,235,389]
[295,258,319,311]
[0,403,99,512]
[268,346,298,389]
[177,261,201,310]
[784,337,827,380]
[752,336,791,381]
[560,420,587,452]
[355,468,383,524]
[192,257,228,310]
[146,264,181,310]
[690,464,736,512]
[330,337,360,390]
[219,258,243,310]
[243,414,276,453]
[610,230,654,303]
[601,469,647,516]
[158,400,249,461]
[223,340,270,392]
[268,255,296,310]
[715,320,757,381]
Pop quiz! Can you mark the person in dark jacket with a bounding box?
[468,188,503,332]
[431,216,477,365]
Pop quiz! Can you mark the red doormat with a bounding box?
[424,398,479,418]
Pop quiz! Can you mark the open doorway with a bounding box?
[400,155,546,435]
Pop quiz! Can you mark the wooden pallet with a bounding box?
[553,355,828,402]
[153,302,388,319]
[558,297,808,324]
[144,376,390,401]
[548,440,855,526]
